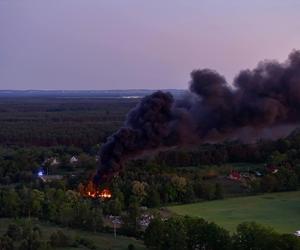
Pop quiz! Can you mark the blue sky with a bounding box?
[0,0,299,90]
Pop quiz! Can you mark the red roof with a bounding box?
[229,170,241,180]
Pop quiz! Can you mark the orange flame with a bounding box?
[79,181,112,200]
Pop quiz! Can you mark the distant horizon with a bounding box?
[0,88,185,91]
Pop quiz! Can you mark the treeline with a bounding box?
[0,146,99,185]
[0,187,103,232]
[155,133,300,166]
[108,160,300,209]
[0,183,145,239]
[0,97,137,148]
[145,217,300,250]
[0,220,98,250]
[2,186,300,250]
[0,144,300,209]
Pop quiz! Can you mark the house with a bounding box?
[294,230,300,237]
[228,170,241,181]
[266,164,279,174]
[43,157,60,166]
[70,156,79,164]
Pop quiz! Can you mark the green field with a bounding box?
[0,218,145,250]
[168,191,300,233]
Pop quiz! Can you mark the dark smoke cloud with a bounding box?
[95,50,300,184]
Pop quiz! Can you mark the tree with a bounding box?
[201,182,216,200]
[50,230,70,247]
[0,235,14,250]
[232,222,279,250]
[214,183,224,199]
[109,198,122,216]
[146,188,161,208]
[30,189,45,217]
[145,217,187,250]
[59,202,74,226]
[123,196,140,236]
[161,218,187,250]
[277,167,298,191]
[268,151,287,165]
[1,189,21,217]
[171,176,187,193]
[261,175,278,192]
[276,234,300,250]
[185,217,231,250]
[131,181,147,203]
[144,218,165,249]
[18,223,44,250]
[86,207,103,232]
[128,243,136,250]
[6,224,22,241]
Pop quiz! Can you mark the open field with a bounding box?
[168,191,300,233]
[0,218,145,250]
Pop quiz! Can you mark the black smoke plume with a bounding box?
[94,50,300,184]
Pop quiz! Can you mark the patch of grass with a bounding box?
[168,191,300,233]
[0,218,145,250]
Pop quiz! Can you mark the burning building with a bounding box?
[79,180,112,199]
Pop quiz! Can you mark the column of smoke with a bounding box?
[94,50,300,184]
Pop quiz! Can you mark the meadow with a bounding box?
[168,191,300,233]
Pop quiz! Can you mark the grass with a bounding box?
[168,191,300,233]
[0,218,145,250]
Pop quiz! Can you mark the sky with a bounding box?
[0,0,300,90]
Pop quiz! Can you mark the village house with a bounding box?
[70,156,79,164]
[43,157,60,166]
[228,170,241,181]
[266,164,279,174]
[294,230,300,237]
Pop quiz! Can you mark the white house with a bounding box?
[70,156,79,164]
[43,157,60,166]
[294,230,300,237]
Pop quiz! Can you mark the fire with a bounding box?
[79,181,112,200]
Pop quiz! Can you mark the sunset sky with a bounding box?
[1,0,299,90]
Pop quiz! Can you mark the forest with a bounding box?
[1,96,300,250]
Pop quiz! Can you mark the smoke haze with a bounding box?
[95,50,300,184]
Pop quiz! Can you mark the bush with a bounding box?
[0,235,14,250]
[76,237,97,250]
[128,243,136,250]
[50,230,70,247]
[6,224,22,241]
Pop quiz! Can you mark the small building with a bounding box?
[266,164,279,174]
[43,157,60,166]
[70,156,79,164]
[294,230,300,237]
[228,170,241,181]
